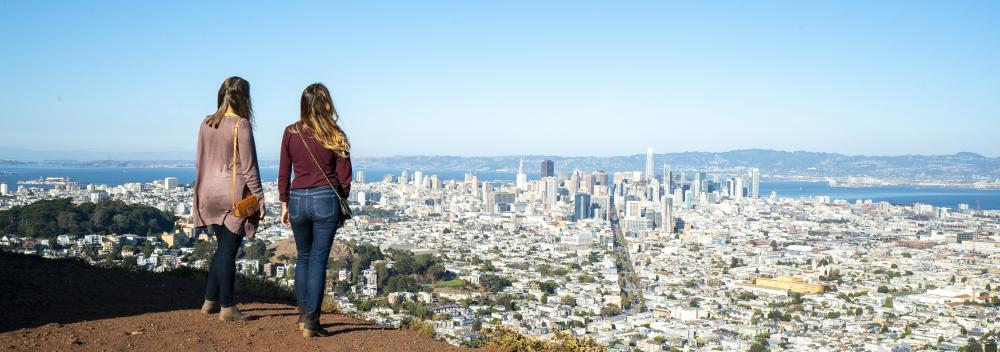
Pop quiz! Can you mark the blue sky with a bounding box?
[1,1,998,157]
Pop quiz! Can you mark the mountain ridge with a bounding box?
[2,149,998,179]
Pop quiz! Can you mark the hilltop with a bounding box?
[0,252,478,352]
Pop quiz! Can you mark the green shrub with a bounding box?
[407,318,436,338]
[480,325,606,352]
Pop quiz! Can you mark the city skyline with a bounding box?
[2,1,1000,157]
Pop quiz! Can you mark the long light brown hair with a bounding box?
[205,76,253,128]
[292,83,350,157]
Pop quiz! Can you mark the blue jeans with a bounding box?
[289,186,341,313]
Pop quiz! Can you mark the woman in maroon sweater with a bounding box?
[278,83,352,337]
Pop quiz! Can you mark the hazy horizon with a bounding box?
[0,146,996,162]
[2,1,999,157]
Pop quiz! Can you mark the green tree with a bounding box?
[600,304,621,317]
[967,338,984,352]
[749,342,768,352]
[192,240,217,262]
[479,274,512,293]
[142,241,155,257]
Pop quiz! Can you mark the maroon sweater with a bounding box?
[278,123,352,203]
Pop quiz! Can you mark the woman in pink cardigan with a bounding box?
[192,76,265,321]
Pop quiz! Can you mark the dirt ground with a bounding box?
[0,252,480,352]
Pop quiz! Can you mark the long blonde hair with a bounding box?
[293,83,350,158]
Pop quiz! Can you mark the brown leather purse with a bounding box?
[230,119,259,218]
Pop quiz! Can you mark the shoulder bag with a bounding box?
[230,119,260,218]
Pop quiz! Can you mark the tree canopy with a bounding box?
[0,198,176,238]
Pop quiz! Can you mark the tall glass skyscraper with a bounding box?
[574,193,591,221]
[540,160,554,178]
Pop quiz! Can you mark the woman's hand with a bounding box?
[258,202,267,220]
[281,202,291,227]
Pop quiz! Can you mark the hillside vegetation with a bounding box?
[0,198,176,238]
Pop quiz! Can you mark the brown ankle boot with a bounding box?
[201,300,219,314]
[219,306,250,322]
[296,306,307,329]
[302,312,329,337]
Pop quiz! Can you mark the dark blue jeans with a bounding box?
[205,224,244,307]
[289,186,341,314]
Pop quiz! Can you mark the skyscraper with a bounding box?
[481,181,493,214]
[662,164,672,192]
[540,160,554,178]
[574,193,591,221]
[692,172,702,196]
[645,147,654,181]
[430,175,441,191]
[735,177,745,200]
[355,171,366,184]
[399,169,409,185]
[749,168,761,198]
[544,177,557,205]
[0,183,7,196]
[660,195,673,235]
[516,158,528,191]
[413,170,424,190]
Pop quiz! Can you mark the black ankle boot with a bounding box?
[302,311,329,337]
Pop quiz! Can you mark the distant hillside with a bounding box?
[352,150,1000,180]
[3,148,998,180]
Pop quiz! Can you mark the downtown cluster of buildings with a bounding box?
[2,149,999,351]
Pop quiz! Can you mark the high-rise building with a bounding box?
[626,200,641,218]
[0,183,8,196]
[594,171,608,186]
[485,193,496,215]
[516,158,528,191]
[164,177,178,189]
[481,181,493,204]
[355,171,366,184]
[540,160,554,178]
[494,192,515,205]
[735,177,745,200]
[544,177,557,205]
[749,168,761,198]
[645,147,654,181]
[661,195,673,235]
[413,171,424,190]
[662,164,672,192]
[574,193,591,221]
[692,172,702,196]
[399,170,409,185]
[581,174,595,194]
[430,175,441,191]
